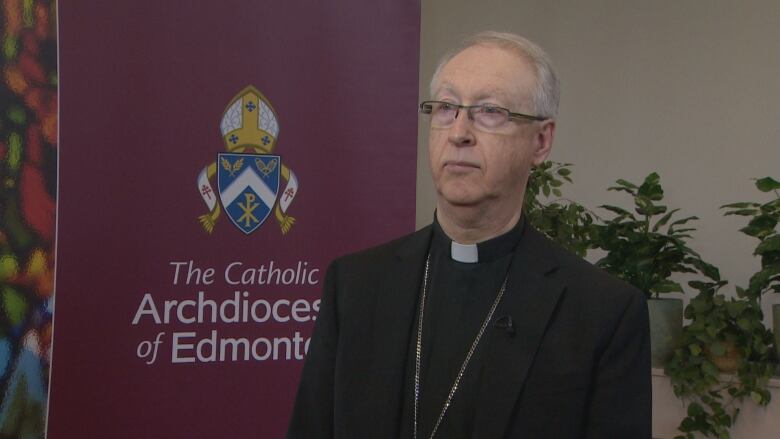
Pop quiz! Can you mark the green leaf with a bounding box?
[635,197,666,216]
[614,178,638,189]
[763,198,780,213]
[740,215,778,238]
[739,226,769,239]
[654,280,683,293]
[691,258,721,281]
[668,216,699,228]
[689,344,702,356]
[644,172,661,185]
[751,391,763,405]
[702,361,719,378]
[748,265,780,292]
[638,173,664,200]
[755,236,780,255]
[723,208,760,217]
[755,177,780,192]
[726,301,748,318]
[721,202,758,209]
[652,208,680,232]
[687,402,704,416]
[599,204,632,217]
[607,186,636,194]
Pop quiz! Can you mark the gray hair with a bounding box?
[429,31,560,118]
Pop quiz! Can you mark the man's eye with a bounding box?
[482,105,502,114]
[438,103,457,111]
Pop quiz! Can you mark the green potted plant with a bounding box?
[722,176,780,361]
[665,278,774,438]
[664,176,778,438]
[591,172,716,368]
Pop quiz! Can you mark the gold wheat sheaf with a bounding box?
[256,158,278,177]
[221,157,244,177]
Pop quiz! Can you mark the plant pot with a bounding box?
[706,340,741,373]
[648,298,683,368]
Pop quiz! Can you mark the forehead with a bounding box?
[433,45,536,106]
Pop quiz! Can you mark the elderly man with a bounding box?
[288,31,651,439]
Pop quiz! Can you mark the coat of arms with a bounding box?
[196,86,298,234]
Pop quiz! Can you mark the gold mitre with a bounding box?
[220,85,280,153]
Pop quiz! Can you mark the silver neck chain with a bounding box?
[413,253,509,439]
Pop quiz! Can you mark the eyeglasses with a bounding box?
[419,100,547,131]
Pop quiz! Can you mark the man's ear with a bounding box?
[531,119,555,166]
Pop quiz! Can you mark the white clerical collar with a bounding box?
[451,241,479,263]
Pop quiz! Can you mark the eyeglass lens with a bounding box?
[427,102,509,130]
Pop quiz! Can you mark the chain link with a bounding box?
[413,254,509,439]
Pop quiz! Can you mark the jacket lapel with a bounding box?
[472,226,566,439]
[364,226,432,437]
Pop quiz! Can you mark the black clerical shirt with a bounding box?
[400,217,525,439]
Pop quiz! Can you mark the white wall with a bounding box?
[417,0,780,311]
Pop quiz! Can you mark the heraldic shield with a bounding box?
[217,152,280,234]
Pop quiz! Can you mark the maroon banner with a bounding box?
[48,1,420,437]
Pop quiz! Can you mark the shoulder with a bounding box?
[526,225,645,310]
[326,225,431,280]
[523,226,648,353]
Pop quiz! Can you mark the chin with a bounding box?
[440,189,484,207]
[435,178,491,206]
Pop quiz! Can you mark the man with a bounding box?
[288,31,651,438]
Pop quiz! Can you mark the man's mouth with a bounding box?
[444,160,480,171]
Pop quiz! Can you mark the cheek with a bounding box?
[428,132,446,167]
[485,144,531,187]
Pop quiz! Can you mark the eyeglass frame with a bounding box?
[419,100,548,130]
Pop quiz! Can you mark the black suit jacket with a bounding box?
[287,223,651,438]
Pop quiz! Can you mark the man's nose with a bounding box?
[447,107,476,146]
